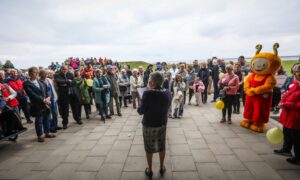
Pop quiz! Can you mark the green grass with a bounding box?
[119,61,150,70]
[281,60,298,75]
[120,60,299,75]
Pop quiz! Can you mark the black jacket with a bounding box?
[143,69,152,87]
[54,72,79,102]
[197,68,209,84]
[23,80,49,117]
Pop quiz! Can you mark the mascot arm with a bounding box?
[244,74,254,96]
[253,76,276,94]
[295,102,300,110]
[283,102,294,110]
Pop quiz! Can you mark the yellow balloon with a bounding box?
[215,100,224,110]
[266,127,284,144]
[86,79,93,87]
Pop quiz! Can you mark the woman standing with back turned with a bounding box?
[138,72,172,178]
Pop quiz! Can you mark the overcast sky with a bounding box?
[0,0,299,68]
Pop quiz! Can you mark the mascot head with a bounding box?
[250,43,282,75]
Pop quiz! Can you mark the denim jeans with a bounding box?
[213,79,219,100]
[35,110,51,137]
[50,101,58,131]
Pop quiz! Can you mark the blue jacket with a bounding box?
[93,76,110,104]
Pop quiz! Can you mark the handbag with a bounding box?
[119,85,127,92]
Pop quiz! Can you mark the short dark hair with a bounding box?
[28,67,38,75]
[150,72,164,89]
[235,63,242,67]
[39,69,47,77]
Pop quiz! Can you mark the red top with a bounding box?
[250,74,270,88]
[6,78,25,97]
[0,83,19,107]
[279,80,300,130]
[81,67,94,79]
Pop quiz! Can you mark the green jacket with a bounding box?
[75,77,91,104]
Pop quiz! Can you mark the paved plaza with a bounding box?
[0,98,299,180]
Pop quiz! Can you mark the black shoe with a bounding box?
[237,110,240,114]
[109,113,114,116]
[86,115,90,119]
[124,105,128,107]
[210,100,216,103]
[159,166,166,177]
[50,130,57,133]
[233,110,237,114]
[106,115,111,119]
[274,149,292,157]
[63,125,68,129]
[101,116,105,121]
[286,157,300,165]
[145,168,153,178]
[56,127,62,130]
[117,113,122,116]
[273,109,280,114]
[227,119,232,124]
[220,118,226,123]
[77,120,83,125]
[27,119,33,124]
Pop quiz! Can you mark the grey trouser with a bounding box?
[109,93,121,114]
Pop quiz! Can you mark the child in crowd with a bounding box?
[171,74,186,118]
[193,77,205,106]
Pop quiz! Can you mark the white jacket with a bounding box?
[130,75,143,92]
[46,78,58,102]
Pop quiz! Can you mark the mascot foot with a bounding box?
[240,119,251,129]
[250,123,267,133]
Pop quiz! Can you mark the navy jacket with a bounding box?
[23,80,49,117]
[197,68,209,84]
[138,89,171,127]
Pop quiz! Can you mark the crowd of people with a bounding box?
[0,56,299,168]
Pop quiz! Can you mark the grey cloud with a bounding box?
[0,0,300,68]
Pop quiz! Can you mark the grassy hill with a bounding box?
[119,61,150,69]
[120,60,298,75]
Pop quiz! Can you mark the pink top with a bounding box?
[218,74,240,95]
[193,81,205,93]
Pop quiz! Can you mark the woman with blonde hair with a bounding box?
[130,68,143,108]
[218,64,239,124]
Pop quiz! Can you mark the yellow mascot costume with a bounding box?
[240,43,282,133]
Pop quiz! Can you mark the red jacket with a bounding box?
[6,77,25,97]
[81,67,94,79]
[0,83,19,107]
[279,80,300,130]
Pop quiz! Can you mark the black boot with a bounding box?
[274,149,292,157]
[286,157,300,165]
